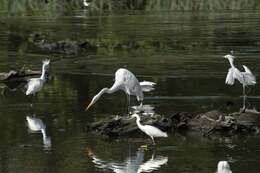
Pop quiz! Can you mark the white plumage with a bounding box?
[26,116,51,148]
[86,68,156,110]
[217,161,232,173]
[224,53,256,111]
[26,59,50,95]
[139,81,156,92]
[131,114,167,145]
[224,54,256,86]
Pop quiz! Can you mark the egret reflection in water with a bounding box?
[87,147,168,173]
[26,116,52,149]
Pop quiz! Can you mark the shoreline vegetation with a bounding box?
[1,0,260,16]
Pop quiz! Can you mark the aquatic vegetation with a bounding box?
[1,0,260,16]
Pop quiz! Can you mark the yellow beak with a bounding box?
[85,103,92,111]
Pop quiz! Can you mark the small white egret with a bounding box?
[26,59,50,96]
[224,52,256,111]
[26,116,51,148]
[217,161,232,173]
[131,114,167,145]
[85,68,156,111]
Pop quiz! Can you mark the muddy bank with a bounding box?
[85,110,260,137]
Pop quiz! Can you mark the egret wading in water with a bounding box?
[26,59,50,105]
[224,52,256,112]
[217,161,232,173]
[131,114,167,145]
[85,68,156,111]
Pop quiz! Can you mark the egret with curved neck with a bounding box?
[131,114,167,145]
[85,68,156,111]
[26,59,50,96]
[223,52,256,112]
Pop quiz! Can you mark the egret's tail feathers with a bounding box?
[140,81,156,92]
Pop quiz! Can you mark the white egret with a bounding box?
[26,116,51,148]
[224,53,256,111]
[85,68,156,111]
[131,114,167,145]
[217,161,232,173]
[26,59,50,96]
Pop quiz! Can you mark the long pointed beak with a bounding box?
[85,102,93,111]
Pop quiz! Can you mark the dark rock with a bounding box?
[86,110,260,138]
[29,32,96,55]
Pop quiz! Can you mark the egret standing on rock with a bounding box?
[131,114,167,145]
[26,59,50,96]
[85,68,156,111]
[224,52,256,112]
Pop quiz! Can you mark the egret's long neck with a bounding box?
[40,65,46,80]
[135,115,143,129]
[41,128,47,140]
[228,57,235,68]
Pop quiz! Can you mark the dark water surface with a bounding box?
[0,10,260,173]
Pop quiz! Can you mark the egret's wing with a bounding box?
[26,78,42,95]
[139,81,156,92]
[117,68,143,101]
[139,81,156,86]
[242,65,253,74]
[225,68,235,85]
[233,68,243,82]
[137,156,168,173]
[143,125,168,137]
[242,65,256,85]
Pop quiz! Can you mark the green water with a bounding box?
[0,8,260,173]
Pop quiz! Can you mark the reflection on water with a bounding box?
[87,147,168,173]
[0,9,260,173]
[26,115,52,150]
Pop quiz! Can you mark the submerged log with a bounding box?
[86,110,260,137]
[29,32,96,55]
[0,67,41,82]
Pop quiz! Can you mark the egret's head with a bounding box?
[85,88,108,111]
[217,161,231,172]
[42,59,50,71]
[223,54,235,60]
